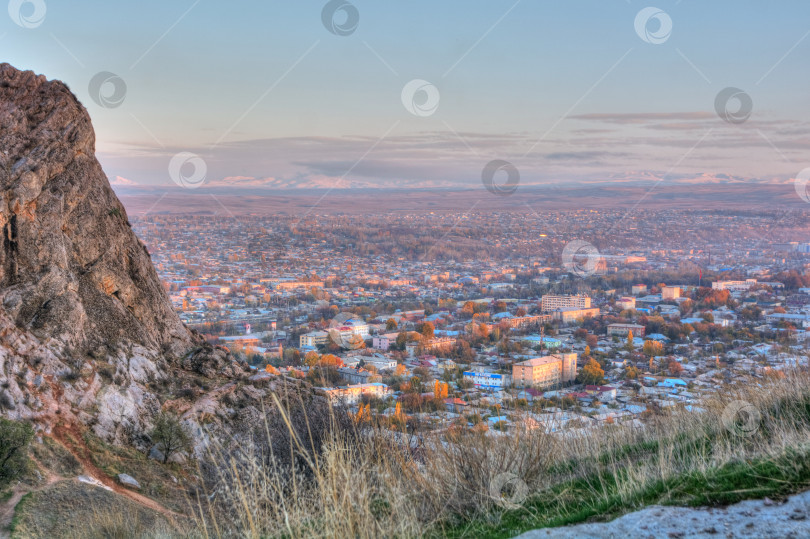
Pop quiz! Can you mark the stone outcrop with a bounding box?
[520,491,810,539]
[0,63,255,447]
[0,63,191,356]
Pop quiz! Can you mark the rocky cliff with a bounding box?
[0,64,256,447]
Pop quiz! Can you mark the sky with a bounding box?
[2,0,810,191]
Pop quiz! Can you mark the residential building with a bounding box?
[615,297,636,310]
[512,353,577,389]
[320,383,391,405]
[299,331,329,347]
[550,307,599,323]
[463,371,510,390]
[541,294,591,311]
[662,286,681,300]
[607,323,646,337]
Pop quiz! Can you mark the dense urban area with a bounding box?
[132,209,810,434]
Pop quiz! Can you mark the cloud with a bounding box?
[96,121,807,191]
[570,112,716,124]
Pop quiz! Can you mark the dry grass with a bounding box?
[73,368,810,538]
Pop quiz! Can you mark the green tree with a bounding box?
[150,412,192,464]
[395,331,408,350]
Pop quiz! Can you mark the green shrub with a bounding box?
[0,418,33,484]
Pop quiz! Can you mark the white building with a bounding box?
[463,371,510,390]
[541,295,591,312]
[662,286,681,300]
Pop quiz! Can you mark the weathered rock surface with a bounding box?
[0,63,265,449]
[520,490,810,539]
[117,473,140,489]
[0,63,192,360]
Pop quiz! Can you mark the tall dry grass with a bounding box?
[189,368,810,537]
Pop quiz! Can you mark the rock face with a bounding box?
[0,64,251,447]
[0,63,189,356]
[519,490,810,539]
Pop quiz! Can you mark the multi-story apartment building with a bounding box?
[662,286,681,300]
[607,323,646,337]
[462,371,510,390]
[300,331,329,347]
[541,295,591,312]
[615,297,636,310]
[512,353,577,389]
[711,279,783,291]
[320,383,391,405]
[550,307,599,323]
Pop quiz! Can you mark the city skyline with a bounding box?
[2,1,810,191]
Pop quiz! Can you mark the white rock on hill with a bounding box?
[520,490,810,539]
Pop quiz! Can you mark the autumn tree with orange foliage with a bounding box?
[578,357,605,385]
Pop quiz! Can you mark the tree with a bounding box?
[418,321,435,341]
[0,418,33,482]
[624,365,641,380]
[668,361,684,376]
[626,331,634,351]
[150,412,192,464]
[395,364,407,376]
[578,358,605,386]
[386,318,398,330]
[395,331,408,350]
[643,340,664,358]
[304,351,320,367]
[433,380,449,400]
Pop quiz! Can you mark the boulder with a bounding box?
[117,473,140,489]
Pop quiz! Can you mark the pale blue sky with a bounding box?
[2,1,809,189]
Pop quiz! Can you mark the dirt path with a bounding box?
[0,466,63,538]
[51,424,181,519]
